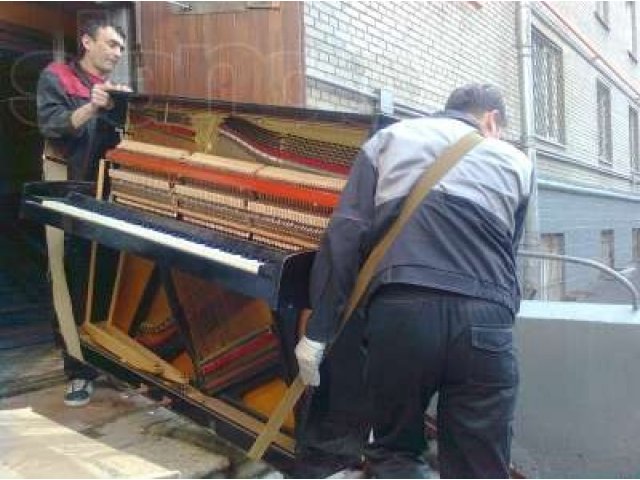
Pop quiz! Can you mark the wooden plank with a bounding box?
[0,3,75,37]
[83,322,187,385]
[139,2,304,105]
[103,324,187,385]
[185,386,295,453]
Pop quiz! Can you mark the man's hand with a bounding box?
[294,336,326,387]
[91,81,133,111]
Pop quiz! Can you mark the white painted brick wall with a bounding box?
[303,1,640,196]
[533,3,640,187]
[303,1,521,142]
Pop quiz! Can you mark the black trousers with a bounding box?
[293,310,370,478]
[363,285,518,479]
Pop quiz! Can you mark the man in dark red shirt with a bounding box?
[37,18,131,407]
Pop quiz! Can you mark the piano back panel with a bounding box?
[170,269,273,359]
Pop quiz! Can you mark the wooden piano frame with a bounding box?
[23,95,394,471]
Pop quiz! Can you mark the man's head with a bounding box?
[78,19,126,77]
[445,83,506,139]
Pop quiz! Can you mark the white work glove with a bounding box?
[295,335,326,387]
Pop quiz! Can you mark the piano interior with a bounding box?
[76,97,376,441]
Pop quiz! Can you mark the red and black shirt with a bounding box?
[36,60,122,181]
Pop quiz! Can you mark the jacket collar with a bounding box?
[432,109,482,131]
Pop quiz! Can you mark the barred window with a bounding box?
[597,81,612,163]
[595,1,610,28]
[532,27,565,143]
[628,1,638,59]
[630,106,639,171]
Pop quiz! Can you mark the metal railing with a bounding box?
[519,250,639,311]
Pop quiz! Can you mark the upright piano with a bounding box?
[22,94,392,468]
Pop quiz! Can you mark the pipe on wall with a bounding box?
[517,1,542,298]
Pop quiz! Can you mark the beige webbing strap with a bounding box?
[247,131,484,460]
[43,156,84,361]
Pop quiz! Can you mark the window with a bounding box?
[633,228,640,262]
[541,233,565,301]
[532,27,565,143]
[601,229,615,268]
[595,1,610,28]
[630,107,639,171]
[628,1,638,59]
[597,81,613,163]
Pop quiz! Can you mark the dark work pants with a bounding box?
[363,285,518,479]
[293,311,370,478]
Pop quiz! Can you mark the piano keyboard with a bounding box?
[40,199,264,274]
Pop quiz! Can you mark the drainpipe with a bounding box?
[517,1,542,299]
[134,1,144,92]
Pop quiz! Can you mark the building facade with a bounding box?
[303,1,640,300]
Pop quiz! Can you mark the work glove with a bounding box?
[294,335,326,387]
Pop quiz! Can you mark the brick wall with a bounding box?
[303,1,521,142]
[301,0,640,277]
[539,185,640,279]
[533,3,640,188]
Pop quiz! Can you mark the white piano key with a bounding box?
[40,200,263,274]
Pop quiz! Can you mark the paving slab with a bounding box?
[0,345,282,478]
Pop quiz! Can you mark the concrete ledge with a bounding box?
[513,300,640,477]
[519,300,640,324]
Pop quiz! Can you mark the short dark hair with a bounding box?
[78,18,126,56]
[445,83,507,127]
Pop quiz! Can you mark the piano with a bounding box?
[22,94,390,468]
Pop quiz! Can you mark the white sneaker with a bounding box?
[63,379,94,407]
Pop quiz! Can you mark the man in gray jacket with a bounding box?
[295,84,532,478]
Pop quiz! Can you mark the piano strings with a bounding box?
[106,140,345,252]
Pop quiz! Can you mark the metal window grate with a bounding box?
[628,1,638,57]
[596,1,610,27]
[532,27,566,143]
[597,81,613,163]
[601,229,615,268]
[630,107,639,171]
